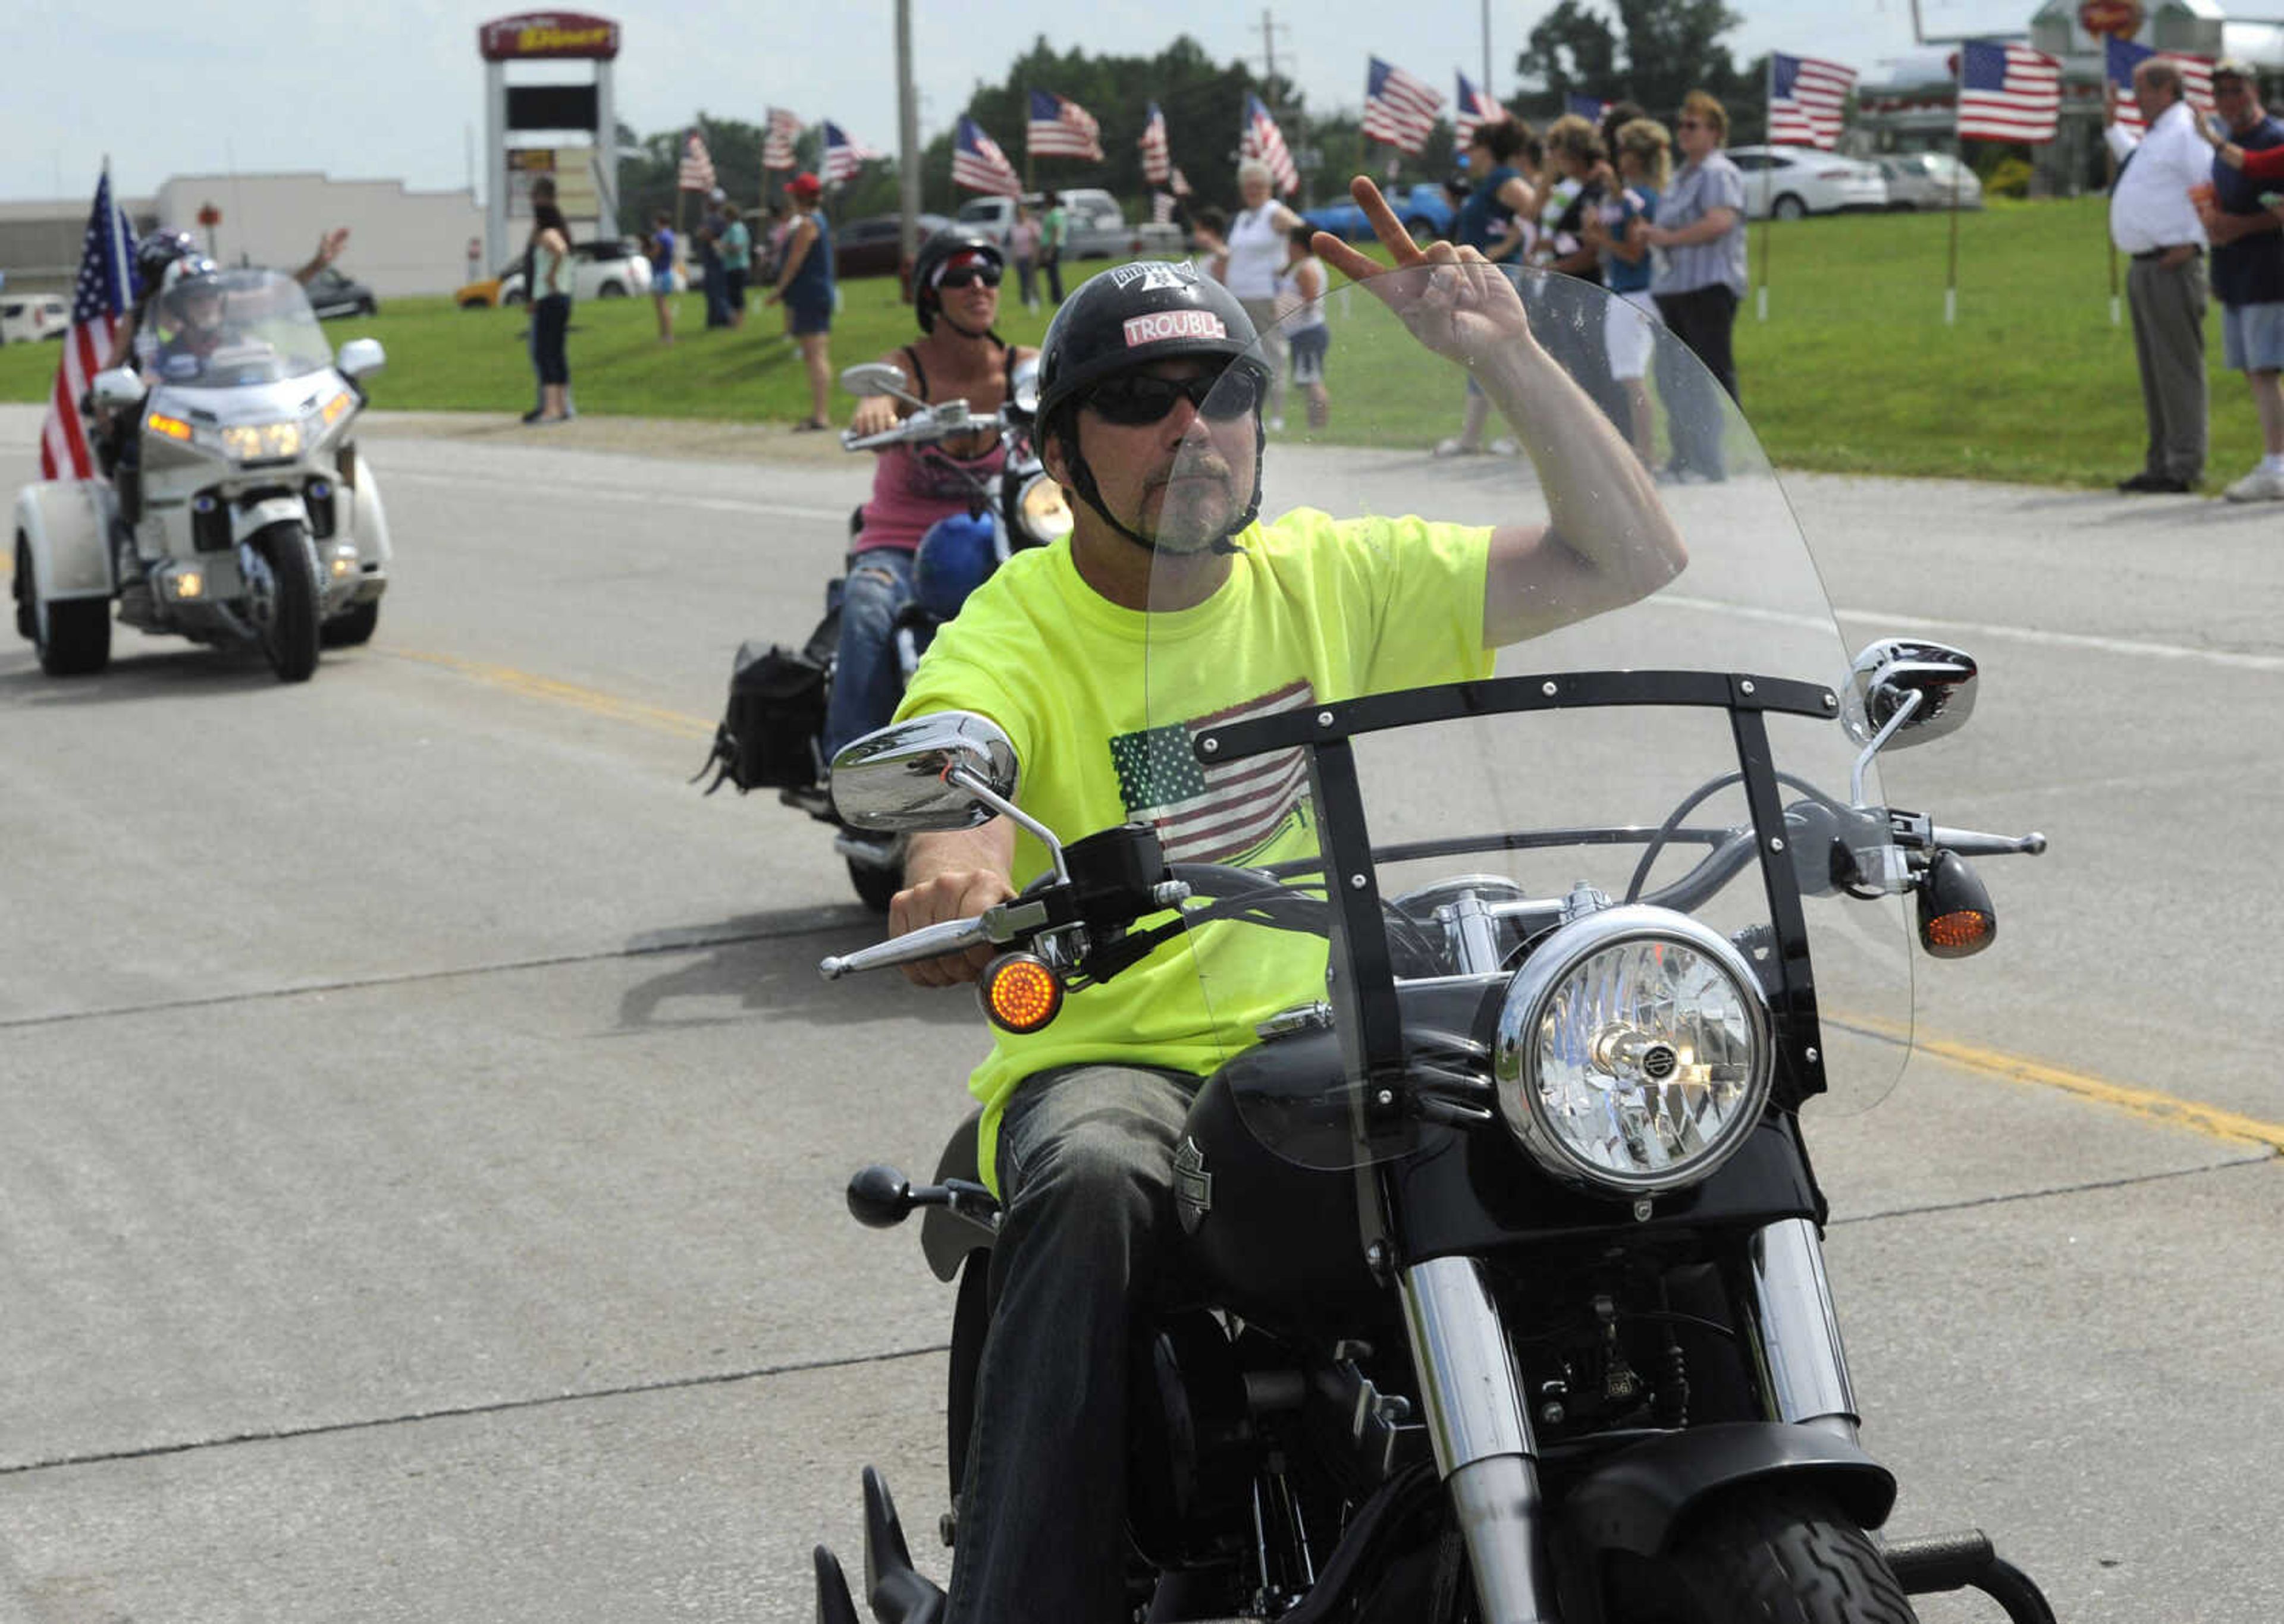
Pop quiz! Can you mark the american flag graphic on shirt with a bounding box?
[1109,680,1316,863]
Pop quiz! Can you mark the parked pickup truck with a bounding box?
[954,189,1185,261]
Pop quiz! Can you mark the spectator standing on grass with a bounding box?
[1642,90,1746,482]
[1040,192,1069,305]
[699,189,733,330]
[1585,118,1671,470]
[526,199,574,425]
[720,202,752,328]
[1438,117,1539,456]
[1009,202,1042,311]
[1275,223,1332,431]
[2107,57,2211,493]
[647,210,677,345]
[765,172,835,431]
[2194,59,2284,501]
[1219,160,1307,431]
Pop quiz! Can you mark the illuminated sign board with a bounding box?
[479,12,621,61]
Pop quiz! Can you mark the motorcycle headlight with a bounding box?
[1491,906,1774,1196]
[220,420,303,461]
[1016,473,1073,543]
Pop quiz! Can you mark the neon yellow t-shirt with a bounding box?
[893,507,1495,1190]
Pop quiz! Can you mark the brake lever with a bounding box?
[817,896,1058,981]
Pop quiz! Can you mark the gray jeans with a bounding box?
[945,1064,1196,1624]
[2128,253,2209,483]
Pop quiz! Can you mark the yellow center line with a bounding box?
[377,642,2284,1156]
[381,647,714,741]
[1834,1013,2284,1152]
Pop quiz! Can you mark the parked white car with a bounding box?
[498,238,652,304]
[1726,146,1890,221]
[954,189,1184,260]
[1875,152,1985,212]
[1,293,70,344]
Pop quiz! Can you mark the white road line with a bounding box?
[381,467,849,524]
[1659,593,2284,676]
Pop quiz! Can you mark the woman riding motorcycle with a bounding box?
[821,228,1039,763]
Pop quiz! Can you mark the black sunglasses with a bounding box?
[939,263,1002,290]
[1086,368,1260,425]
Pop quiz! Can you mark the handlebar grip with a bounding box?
[819,915,991,981]
[1930,825,2048,856]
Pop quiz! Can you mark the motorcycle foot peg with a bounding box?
[862,1465,948,1624]
[812,1545,861,1624]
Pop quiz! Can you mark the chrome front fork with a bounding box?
[1747,1215,1862,1444]
[1398,1256,1561,1624]
[1399,1221,1861,1624]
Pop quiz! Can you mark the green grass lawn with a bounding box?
[0,199,2264,489]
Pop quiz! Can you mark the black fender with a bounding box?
[1563,1422,1897,1560]
[920,1112,993,1281]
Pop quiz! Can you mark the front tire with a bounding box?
[846,855,902,913]
[1610,1487,1915,1623]
[597,280,627,298]
[1773,193,1809,222]
[247,521,320,682]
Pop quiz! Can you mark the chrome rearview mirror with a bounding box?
[840,362,923,406]
[336,337,386,381]
[830,711,1019,833]
[1843,639,1979,805]
[90,367,145,412]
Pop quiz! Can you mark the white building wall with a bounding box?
[154,173,485,298]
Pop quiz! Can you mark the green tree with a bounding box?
[1517,1,1621,108]
[1511,0,1755,134]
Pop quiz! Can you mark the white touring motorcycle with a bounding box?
[12,268,392,681]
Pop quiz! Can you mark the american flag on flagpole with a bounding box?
[821,121,881,184]
[762,108,802,172]
[1362,56,1444,155]
[677,130,717,192]
[38,168,133,483]
[1110,680,1316,863]
[1767,53,1858,150]
[1028,89,1104,161]
[1454,71,1501,147]
[1955,40,2063,143]
[1241,95,1300,196]
[1138,100,1172,185]
[2104,38,2215,137]
[952,116,1024,197]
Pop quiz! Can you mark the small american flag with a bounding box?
[1565,92,1611,125]
[2105,38,2215,138]
[1241,95,1300,196]
[1955,40,2062,144]
[1152,191,1177,225]
[38,168,133,483]
[677,130,717,193]
[1363,57,1444,156]
[1454,71,1501,148]
[952,116,1024,197]
[1028,90,1104,162]
[763,107,802,172]
[1767,54,1857,150]
[821,121,880,185]
[1110,680,1316,863]
[1139,100,1172,185]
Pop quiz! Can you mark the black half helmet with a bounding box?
[134,229,199,300]
[1035,263,1270,551]
[912,227,1005,334]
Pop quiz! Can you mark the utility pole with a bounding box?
[1482,0,1492,100]
[896,0,921,266]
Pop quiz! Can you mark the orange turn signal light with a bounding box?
[980,953,1064,1034]
[1922,909,1994,956]
[146,412,194,442]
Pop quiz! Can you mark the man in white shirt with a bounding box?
[2107,57,2213,493]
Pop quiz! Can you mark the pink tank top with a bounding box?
[855,437,1009,555]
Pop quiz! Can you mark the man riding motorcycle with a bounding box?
[823,228,1039,764]
[872,178,1685,1622]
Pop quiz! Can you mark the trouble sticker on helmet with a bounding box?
[1123,310,1229,347]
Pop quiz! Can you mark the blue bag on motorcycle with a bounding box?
[695,612,837,793]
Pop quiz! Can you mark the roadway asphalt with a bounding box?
[0,403,2276,1623]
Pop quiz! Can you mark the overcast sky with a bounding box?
[12,0,2034,205]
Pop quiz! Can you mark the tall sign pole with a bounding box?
[896,0,921,268]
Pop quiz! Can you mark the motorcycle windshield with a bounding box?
[149,268,333,388]
[1136,262,1913,1172]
